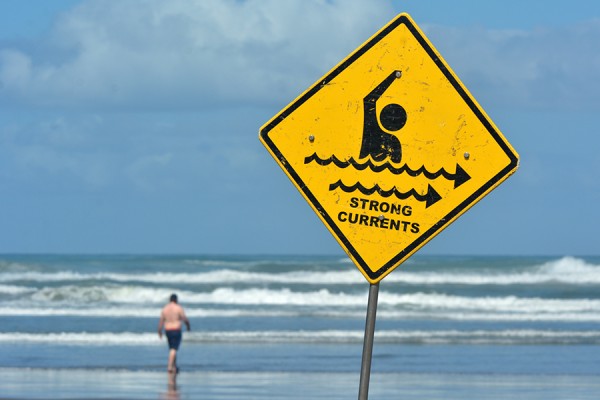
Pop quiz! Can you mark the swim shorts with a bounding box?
[165,329,182,350]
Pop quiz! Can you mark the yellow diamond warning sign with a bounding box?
[259,13,519,284]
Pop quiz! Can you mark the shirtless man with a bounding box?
[158,294,191,373]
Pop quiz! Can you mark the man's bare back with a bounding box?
[160,302,188,331]
[158,301,190,334]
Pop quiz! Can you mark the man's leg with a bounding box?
[168,349,177,372]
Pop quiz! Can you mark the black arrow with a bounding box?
[329,180,442,208]
[424,184,442,207]
[452,163,471,188]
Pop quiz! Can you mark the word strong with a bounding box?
[260,13,519,284]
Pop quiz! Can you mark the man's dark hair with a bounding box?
[170,294,178,303]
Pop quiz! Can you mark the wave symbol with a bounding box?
[305,153,470,188]
[329,180,441,208]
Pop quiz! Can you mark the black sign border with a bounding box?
[260,14,519,282]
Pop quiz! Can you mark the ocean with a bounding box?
[1,254,600,399]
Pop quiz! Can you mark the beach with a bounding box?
[3,368,600,399]
[1,254,600,398]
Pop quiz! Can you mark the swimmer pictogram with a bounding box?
[360,71,405,163]
[304,70,471,206]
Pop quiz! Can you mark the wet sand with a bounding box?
[2,368,600,399]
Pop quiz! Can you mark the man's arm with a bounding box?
[157,312,165,338]
[182,309,191,331]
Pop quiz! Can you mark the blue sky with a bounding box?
[0,0,598,256]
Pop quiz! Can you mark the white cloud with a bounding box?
[423,19,600,111]
[3,2,598,194]
[0,0,393,110]
[2,1,598,111]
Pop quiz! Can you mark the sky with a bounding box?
[0,0,598,256]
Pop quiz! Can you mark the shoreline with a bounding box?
[2,368,600,400]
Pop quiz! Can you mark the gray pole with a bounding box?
[358,283,380,400]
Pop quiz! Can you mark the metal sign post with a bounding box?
[358,283,379,400]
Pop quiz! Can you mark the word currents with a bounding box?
[338,196,420,233]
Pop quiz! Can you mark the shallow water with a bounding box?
[3,369,600,400]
